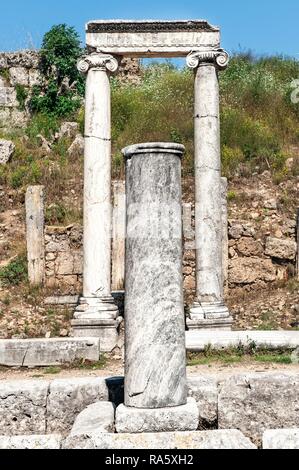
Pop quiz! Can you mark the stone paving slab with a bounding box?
[0,435,62,449]
[263,429,299,449]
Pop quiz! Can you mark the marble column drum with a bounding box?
[71,53,119,350]
[122,143,187,409]
[186,50,233,330]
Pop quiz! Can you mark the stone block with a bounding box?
[218,373,299,446]
[0,87,17,107]
[265,237,297,261]
[263,429,299,449]
[0,435,62,449]
[236,237,263,257]
[67,134,84,157]
[69,402,115,436]
[115,398,199,433]
[9,67,29,86]
[47,377,109,434]
[64,430,257,449]
[229,257,276,285]
[0,381,49,435]
[187,377,218,428]
[0,338,100,367]
[56,252,74,274]
[29,69,41,87]
[0,139,15,164]
[56,122,79,140]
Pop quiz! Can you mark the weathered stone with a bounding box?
[236,237,263,257]
[46,238,70,252]
[47,377,109,434]
[0,87,18,107]
[0,139,15,164]
[263,429,299,449]
[0,381,49,435]
[64,430,256,449]
[29,69,41,87]
[0,435,62,449]
[229,257,276,285]
[56,122,79,141]
[9,67,29,86]
[265,237,297,261]
[187,377,218,428]
[26,186,45,285]
[184,275,196,290]
[123,143,187,409]
[218,373,299,446]
[67,134,84,157]
[86,20,220,57]
[0,338,100,367]
[56,252,75,275]
[69,402,115,436]
[115,398,199,433]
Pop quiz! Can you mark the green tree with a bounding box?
[30,24,85,117]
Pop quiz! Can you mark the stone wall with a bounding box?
[0,50,140,129]
[43,194,298,305]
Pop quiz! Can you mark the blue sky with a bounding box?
[0,0,299,58]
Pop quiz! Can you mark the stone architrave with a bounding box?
[186,49,233,330]
[71,53,120,352]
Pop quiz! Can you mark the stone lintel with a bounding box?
[86,19,220,57]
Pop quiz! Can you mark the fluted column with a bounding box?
[71,53,120,351]
[186,49,233,330]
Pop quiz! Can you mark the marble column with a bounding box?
[186,49,233,330]
[71,53,120,351]
[122,143,187,409]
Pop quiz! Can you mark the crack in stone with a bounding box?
[21,347,29,367]
[194,114,218,119]
[85,135,111,142]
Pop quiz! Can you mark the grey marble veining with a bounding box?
[122,143,187,409]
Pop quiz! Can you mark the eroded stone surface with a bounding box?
[265,237,297,260]
[0,139,15,164]
[115,398,199,433]
[218,373,299,446]
[187,377,218,428]
[47,377,109,434]
[263,429,299,449]
[64,429,256,449]
[0,435,62,449]
[69,401,115,436]
[0,381,49,435]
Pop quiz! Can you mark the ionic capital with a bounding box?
[186,49,229,70]
[77,53,119,74]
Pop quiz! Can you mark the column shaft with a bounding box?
[123,143,187,409]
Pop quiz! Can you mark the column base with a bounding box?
[115,398,199,434]
[187,302,233,331]
[71,297,121,352]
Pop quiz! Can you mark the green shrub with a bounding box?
[0,255,28,286]
[15,84,28,111]
[29,24,84,118]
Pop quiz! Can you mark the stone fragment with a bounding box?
[69,402,115,436]
[265,237,297,260]
[56,122,79,140]
[0,139,15,164]
[67,134,84,156]
[47,377,109,434]
[0,435,62,450]
[264,199,277,210]
[218,373,299,446]
[187,377,218,428]
[36,134,52,153]
[263,429,299,449]
[64,430,256,450]
[0,381,49,435]
[115,398,199,434]
[229,257,276,285]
